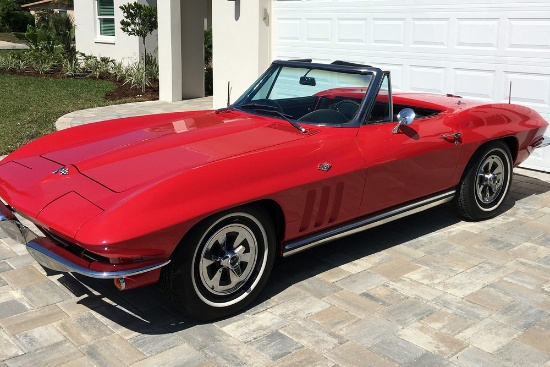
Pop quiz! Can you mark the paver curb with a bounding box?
[0,41,28,50]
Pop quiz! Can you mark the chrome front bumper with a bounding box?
[26,241,170,278]
[0,202,169,279]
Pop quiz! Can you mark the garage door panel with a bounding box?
[503,72,550,108]
[337,19,368,45]
[506,18,550,51]
[456,18,500,49]
[409,65,446,94]
[453,69,496,101]
[273,0,550,171]
[276,18,301,42]
[411,19,450,48]
[306,19,332,43]
[371,18,406,46]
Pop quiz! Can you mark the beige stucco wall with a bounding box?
[211,0,271,108]
[158,0,212,102]
[74,0,157,63]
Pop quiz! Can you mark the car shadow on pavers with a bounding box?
[506,173,550,207]
[262,204,462,298]
[257,172,550,307]
[49,271,201,334]
[45,172,550,328]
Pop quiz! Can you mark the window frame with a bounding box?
[366,72,394,124]
[95,0,115,43]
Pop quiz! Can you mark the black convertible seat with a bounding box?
[330,100,360,120]
[298,109,349,124]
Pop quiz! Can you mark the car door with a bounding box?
[356,75,463,216]
[276,126,368,241]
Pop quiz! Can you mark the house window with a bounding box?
[97,0,115,37]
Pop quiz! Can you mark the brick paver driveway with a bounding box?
[1,169,549,367]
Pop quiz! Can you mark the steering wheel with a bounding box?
[253,99,284,113]
[329,100,361,120]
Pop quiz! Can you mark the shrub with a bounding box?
[119,54,157,89]
[0,48,158,94]
[30,52,58,74]
[145,52,158,81]
[111,61,126,81]
[25,24,57,54]
[0,0,35,32]
[7,11,34,32]
[123,60,146,90]
[61,57,80,76]
[204,28,212,96]
[26,12,75,61]
[205,66,213,96]
[204,28,212,67]
[49,12,76,61]
[0,52,30,73]
[79,54,115,79]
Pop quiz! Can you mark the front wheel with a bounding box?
[455,142,512,221]
[162,206,275,320]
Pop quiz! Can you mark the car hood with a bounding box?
[40,110,309,192]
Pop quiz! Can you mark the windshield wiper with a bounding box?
[237,103,307,133]
[238,103,283,111]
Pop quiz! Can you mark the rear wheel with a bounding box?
[455,142,512,220]
[162,206,275,320]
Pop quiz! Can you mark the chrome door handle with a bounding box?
[441,132,461,145]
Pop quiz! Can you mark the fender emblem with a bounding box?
[53,166,69,175]
[318,162,332,172]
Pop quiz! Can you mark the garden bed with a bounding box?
[0,67,159,101]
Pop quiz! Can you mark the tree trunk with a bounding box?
[142,38,146,94]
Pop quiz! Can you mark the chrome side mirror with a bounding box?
[392,108,416,134]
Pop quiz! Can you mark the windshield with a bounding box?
[233,65,373,125]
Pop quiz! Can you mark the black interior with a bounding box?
[250,96,442,125]
[276,96,319,118]
[393,104,442,121]
[298,109,349,124]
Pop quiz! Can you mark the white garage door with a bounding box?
[272,0,550,172]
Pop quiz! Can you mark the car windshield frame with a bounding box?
[232,60,385,128]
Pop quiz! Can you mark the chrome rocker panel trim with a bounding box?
[282,190,455,257]
[26,241,170,279]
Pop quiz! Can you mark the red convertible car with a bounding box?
[0,60,548,320]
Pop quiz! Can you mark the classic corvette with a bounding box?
[0,60,548,320]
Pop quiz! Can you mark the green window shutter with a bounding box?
[100,18,115,36]
[98,0,114,16]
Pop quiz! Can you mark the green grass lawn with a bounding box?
[0,74,127,155]
[0,32,27,44]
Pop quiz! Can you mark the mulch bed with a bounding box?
[105,80,159,101]
[1,68,159,101]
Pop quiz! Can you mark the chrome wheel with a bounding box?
[164,207,275,320]
[199,223,258,295]
[455,142,512,221]
[476,154,505,204]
